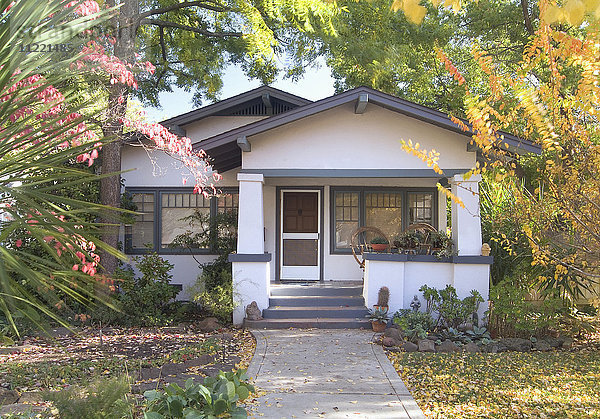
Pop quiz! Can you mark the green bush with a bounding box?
[488,281,567,338]
[194,275,237,323]
[393,309,434,342]
[143,369,254,418]
[43,377,134,419]
[94,251,177,327]
[419,285,483,329]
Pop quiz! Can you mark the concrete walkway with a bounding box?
[246,329,425,418]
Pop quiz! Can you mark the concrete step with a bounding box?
[270,285,363,297]
[263,306,369,319]
[269,295,365,307]
[244,318,371,329]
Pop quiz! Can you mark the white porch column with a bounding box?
[450,174,482,256]
[237,173,265,254]
[230,173,270,325]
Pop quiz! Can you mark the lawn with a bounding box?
[388,350,600,418]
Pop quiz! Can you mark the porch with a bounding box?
[228,171,493,326]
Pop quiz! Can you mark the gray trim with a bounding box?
[240,169,471,178]
[363,253,494,265]
[237,136,251,152]
[196,86,540,156]
[162,86,311,127]
[228,253,272,262]
[275,187,324,283]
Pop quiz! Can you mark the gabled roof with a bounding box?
[193,86,541,173]
[160,86,312,131]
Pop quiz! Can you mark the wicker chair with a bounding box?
[350,226,389,270]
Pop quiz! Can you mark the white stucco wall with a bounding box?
[243,102,476,170]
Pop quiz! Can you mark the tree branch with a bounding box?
[137,1,229,21]
[521,0,535,35]
[140,18,243,38]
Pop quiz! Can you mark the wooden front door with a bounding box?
[280,191,320,280]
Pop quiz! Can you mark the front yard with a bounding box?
[389,350,600,418]
[0,326,255,415]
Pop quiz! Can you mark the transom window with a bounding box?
[331,187,436,252]
[125,188,238,254]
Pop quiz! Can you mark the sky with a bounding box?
[144,60,337,122]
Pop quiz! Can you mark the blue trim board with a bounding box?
[228,253,272,262]
[363,253,493,264]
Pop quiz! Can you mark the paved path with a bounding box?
[246,329,425,418]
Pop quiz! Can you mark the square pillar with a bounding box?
[450,174,482,256]
[237,173,265,254]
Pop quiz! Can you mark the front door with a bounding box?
[280,191,320,281]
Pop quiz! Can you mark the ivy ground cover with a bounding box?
[389,351,600,418]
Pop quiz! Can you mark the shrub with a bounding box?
[419,285,483,329]
[143,369,254,418]
[393,309,435,342]
[94,251,177,327]
[194,277,237,323]
[488,281,567,338]
[43,377,134,419]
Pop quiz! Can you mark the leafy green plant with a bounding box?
[434,327,470,344]
[394,231,421,249]
[429,231,455,258]
[95,251,177,326]
[393,309,435,342]
[370,236,388,245]
[43,376,134,419]
[488,280,568,338]
[194,275,237,323]
[143,369,254,418]
[466,325,492,342]
[419,285,483,329]
[366,307,390,324]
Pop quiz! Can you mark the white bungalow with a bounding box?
[121,86,539,326]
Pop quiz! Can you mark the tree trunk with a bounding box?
[99,0,139,275]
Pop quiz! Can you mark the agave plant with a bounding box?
[0,0,122,336]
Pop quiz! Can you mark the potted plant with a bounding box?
[393,231,420,252]
[369,236,389,252]
[374,286,390,313]
[366,307,389,332]
[429,230,454,258]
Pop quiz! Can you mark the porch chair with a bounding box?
[403,222,437,254]
[350,226,390,270]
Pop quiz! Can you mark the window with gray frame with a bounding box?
[331,187,436,253]
[125,189,238,254]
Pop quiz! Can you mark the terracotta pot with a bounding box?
[372,320,386,333]
[373,305,389,314]
[370,244,388,252]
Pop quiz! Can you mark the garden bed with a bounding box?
[0,325,255,415]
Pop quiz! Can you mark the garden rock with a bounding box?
[245,301,263,321]
[436,339,460,353]
[561,337,573,349]
[418,339,436,352]
[401,342,419,352]
[0,389,19,405]
[384,327,402,341]
[17,391,42,404]
[501,338,532,352]
[544,337,563,348]
[0,403,47,416]
[382,336,401,347]
[535,340,552,352]
[198,317,220,332]
[463,342,480,353]
[483,341,508,353]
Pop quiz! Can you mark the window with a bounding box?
[334,192,359,249]
[331,187,436,253]
[125,188,238,254]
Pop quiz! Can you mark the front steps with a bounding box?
[244,282,370,329]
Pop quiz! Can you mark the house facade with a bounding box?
[122,86,539,325]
